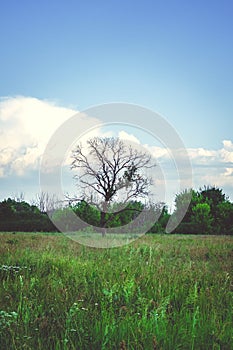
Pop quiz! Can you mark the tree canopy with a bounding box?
[71,137,156,231]
[173,186,233,235]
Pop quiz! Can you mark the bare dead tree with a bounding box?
[34,192,60,213]
[71,137,156,235]
[12,192,25,203]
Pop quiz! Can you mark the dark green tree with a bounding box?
[191,202,213,234]
[200,186,226,227]
[173,186,233,234]
[217,201,233,235]
[73,200,100,226]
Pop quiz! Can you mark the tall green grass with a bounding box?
[0,233,232,349]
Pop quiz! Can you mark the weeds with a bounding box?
[0,310,18,329]
[0,233,232,349]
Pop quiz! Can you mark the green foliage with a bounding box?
[200,185,226,208]
[174,189,201,223]
[150,204,171,233]
[0,198,56,232]
[191,203,213,233]
[174,186,233,235]
[0,233,232,349]
[109,201,144,227]
[0,310,18,329]
[73,200,100,226]
[0,184,232,235]
[217,201,233,235]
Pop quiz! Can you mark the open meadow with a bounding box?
[0,232,232,350]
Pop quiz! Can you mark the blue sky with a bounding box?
[0,0,233,206]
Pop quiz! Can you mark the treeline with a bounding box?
[0,186,232,234]
[172,186,233,235]
[0,198,57,232]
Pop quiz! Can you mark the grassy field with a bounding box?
[0,232,232,350]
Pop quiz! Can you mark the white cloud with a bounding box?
[187,140,233,165]
[222,140,233,151]
[1,96,233,204]
[118,130,141,144]
[224,168,233,176]
[188,147,217,161]
[0,96,100,177]
[143,139,233,203]
[183,141,233,200]
[117,133,233,204]
[144,145,170,159]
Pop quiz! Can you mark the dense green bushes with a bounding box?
[0,186,232,234]
[173,186,233,235]
[0,198,57,232]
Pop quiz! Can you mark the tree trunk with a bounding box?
[100,210,106,237]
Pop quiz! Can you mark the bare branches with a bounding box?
[71,137,156,225]
[34,192,60,212]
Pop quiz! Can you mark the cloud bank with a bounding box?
[118,132,233,204]
[0,96,79,177]
[0,96,233,205]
